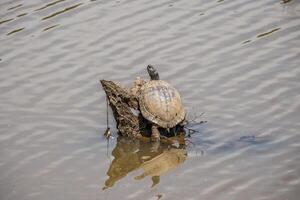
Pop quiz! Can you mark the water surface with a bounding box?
[0,0,300,200]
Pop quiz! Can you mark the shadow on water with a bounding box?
[186,123,272,155]
[208,135,272,154]
[102,109,273,190]
[190,133,272,157]
[103,137,187,189]
[181,111,273,155]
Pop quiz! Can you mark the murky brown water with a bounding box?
[1,0,300,199]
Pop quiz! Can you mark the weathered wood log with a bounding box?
[100,80,142,138]
[100,79,186,144]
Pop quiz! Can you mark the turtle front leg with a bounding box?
[151,125,160,142]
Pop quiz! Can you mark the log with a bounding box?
[100,80,141,138]
[100,79,186,144]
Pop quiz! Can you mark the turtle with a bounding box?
[132,65,186,141]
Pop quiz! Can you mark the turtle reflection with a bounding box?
[103,137,187,189]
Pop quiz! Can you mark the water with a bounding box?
[0,0,300,199]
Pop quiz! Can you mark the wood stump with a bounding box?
[100,80,186,145]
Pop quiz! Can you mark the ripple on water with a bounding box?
[0,0,300,200]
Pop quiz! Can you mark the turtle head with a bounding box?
[147,65,160,80]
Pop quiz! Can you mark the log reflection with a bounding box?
[103,137,187,189]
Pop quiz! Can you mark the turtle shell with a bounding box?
[139,80,185,128]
